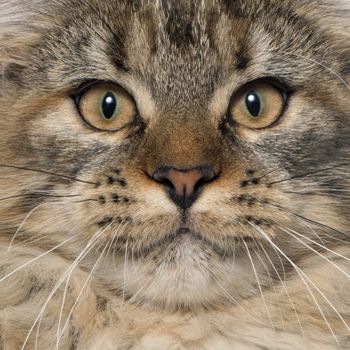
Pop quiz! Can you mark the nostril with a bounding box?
[151,165,218,209]
[153,174,175,191]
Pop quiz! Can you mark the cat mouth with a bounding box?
[177,225,192,235]
[139,224,251,258]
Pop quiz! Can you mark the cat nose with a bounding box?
[152,166,217,209]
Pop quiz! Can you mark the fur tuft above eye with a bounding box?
[229,80,288,129]
[75,83,136,131]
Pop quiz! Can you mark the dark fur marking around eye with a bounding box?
[235,48,250,70]
[246,170,256,176]
[105,16,129,72]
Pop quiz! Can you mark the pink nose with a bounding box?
[152,166,217,208]
[165,169,203,197]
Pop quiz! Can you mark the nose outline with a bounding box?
[152,165,218,209]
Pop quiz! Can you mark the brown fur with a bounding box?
[1,0,350,349]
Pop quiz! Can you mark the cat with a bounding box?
[0,0,350,349]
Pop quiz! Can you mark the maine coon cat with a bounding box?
[0,0,350,349]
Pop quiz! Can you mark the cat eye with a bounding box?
[76,83,136,131]
[229,81,287,129]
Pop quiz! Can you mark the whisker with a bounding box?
[0,164,97,186]
[253,245,286,330]
[266,163,350,186]
[256,49,350,91]
[278,225,350,276]
[263,201,350,242]
[0,235,76,284]
[0,193,81,203]
[8,203,46,251]
[256,241,304,336]
[255,165,286,181]
[56,241,110,347]
[283,191,350,198]
[22,224,112,350]
[242,240,275,332]
[53,222,117,348]
[192,254,269,327]
[8,233,53,250]
[122,239,129,302]
[57,223,125,344]
[287,52,350,91]
[55,271,70,350]
[251,223,348,343]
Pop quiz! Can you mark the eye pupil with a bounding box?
[102,92,117,119]
[245,91,261,117]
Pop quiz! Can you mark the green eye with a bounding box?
[230,81,285,129]
[78,83,136,131]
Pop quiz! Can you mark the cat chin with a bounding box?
[108,237,258,311]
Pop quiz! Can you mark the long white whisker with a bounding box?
[253,245,285,330]
[279,225,350,279]
[55,273,70,350]
[122,239,129,302]
[8,203,46,251]
[289,52,350,91]
[57,223,125,343]
[54,223,116,349]
[242,240,275,332]
[33,238,101,350]
[23,224,111,350]
[0,235,75,284]
[257,242,304,336]
[294,216,327,246]
[191,248,273,329]
[295,214,350,247]
[251,223,346,344]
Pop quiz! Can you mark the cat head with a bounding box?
[1,0,350,310]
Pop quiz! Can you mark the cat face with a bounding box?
[1,0,350,310]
